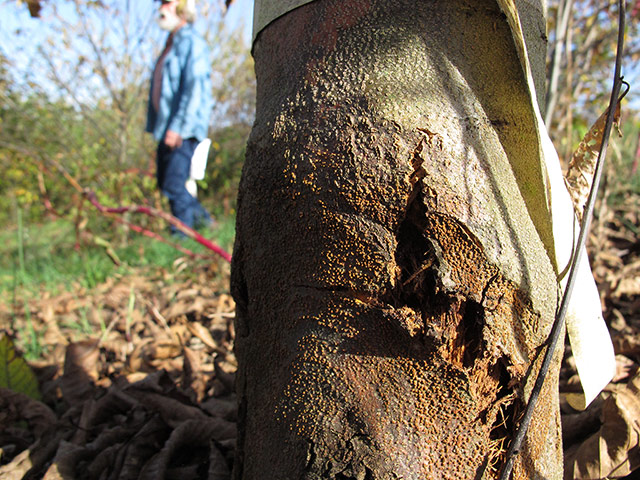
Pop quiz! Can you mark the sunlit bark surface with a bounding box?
[231,1,563,478]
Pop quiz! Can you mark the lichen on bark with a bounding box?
[232,1,564,478]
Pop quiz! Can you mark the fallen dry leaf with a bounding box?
[182,346,207,402]
[565,100,622,221]
[60,340,100,404]
[187,321,225,353]
[0,449,34,480]
[565,372,640,478]
[138,418,235,479]
[0,388,57,437]
[208,441,232,480]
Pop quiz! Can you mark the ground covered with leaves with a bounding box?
[1,200,640,480]
[562,198,640,479]
[1,257,237,479]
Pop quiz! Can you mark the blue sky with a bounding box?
[0,0,257,115]
[0,0,254,88]
[226,0,254,42]
[0,0,254,40]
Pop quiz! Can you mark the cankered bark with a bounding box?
[232,1,563,478]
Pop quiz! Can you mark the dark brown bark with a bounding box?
[232,1,563,478]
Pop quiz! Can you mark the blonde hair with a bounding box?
[176,0,196,23]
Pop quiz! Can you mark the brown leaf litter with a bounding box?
[1,196,639,479]
[0,259,236,479]
[561,199,640,479]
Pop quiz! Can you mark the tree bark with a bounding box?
[232,1,563,478]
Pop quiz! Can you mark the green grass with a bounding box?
[0,214,235,298]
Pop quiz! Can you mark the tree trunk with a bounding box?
[231,1,564,478]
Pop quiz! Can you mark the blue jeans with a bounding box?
[156,138,212,234]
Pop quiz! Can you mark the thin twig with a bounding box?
[92,201,209,260]
[85,191,232,263]
[497,1,627,478]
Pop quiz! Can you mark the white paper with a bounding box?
[186,178,198,197]
[498,0,615,409]
[190,138,211,181]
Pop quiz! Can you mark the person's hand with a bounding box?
[164,130,182,149]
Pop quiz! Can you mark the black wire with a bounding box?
[497,1,627,478]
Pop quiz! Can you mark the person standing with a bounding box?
[147,0,214,235]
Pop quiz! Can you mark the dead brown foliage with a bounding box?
[561,198,640,479]
[0,259,236,479]
[0,196,639,478]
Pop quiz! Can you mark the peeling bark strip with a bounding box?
[232,1,563,479]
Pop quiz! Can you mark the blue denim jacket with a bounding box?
[146,24,213,142]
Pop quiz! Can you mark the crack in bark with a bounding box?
[233,0,562,474]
